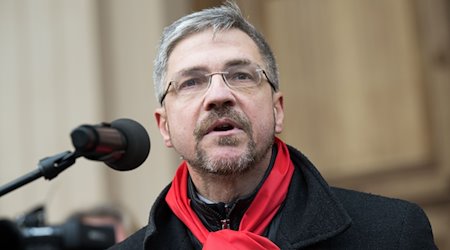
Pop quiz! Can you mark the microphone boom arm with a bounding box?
[0,118,150,198]
[0,151,79,197]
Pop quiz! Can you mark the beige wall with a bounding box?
[0,0,107,223]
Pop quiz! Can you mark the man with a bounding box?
[110,2,436,249]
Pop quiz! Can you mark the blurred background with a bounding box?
[0,0,449,248]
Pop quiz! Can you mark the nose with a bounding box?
[202,73,236,110]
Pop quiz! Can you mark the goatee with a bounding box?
[187,106,266,175]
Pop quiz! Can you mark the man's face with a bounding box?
[155,28,284,175]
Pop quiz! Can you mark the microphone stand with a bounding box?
[0,151,80,197]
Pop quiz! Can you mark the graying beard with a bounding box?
[187,105,273,176]
[217,136,239,146]
[190,137,257,175]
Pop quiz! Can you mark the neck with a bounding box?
[188,152,272,204]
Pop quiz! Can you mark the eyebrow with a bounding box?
[224,58,252,68]
[176,58,254,77]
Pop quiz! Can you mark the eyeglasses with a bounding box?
[159,64,276,105]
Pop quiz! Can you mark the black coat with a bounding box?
[110,145,437,249]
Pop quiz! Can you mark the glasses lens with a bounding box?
[225,65,261,88]
[175,71,209,95]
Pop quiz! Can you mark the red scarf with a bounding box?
[165,137,294,249]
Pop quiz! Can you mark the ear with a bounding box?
[154,107,173,147]
[273,92,284,134]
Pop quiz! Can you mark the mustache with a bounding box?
[193,106,251,140]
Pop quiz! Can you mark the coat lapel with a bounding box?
[275,146,352,249]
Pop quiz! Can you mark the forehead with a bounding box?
[167,28,263,76]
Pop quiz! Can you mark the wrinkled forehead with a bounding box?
[166,28,264,76]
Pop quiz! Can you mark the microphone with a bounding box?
[70,118,150,171]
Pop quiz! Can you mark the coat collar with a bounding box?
[275,145,351,248]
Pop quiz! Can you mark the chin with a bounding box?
[190,150,255,176]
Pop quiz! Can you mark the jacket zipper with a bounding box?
[221,204,232,229]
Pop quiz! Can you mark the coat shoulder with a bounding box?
[329,187,437,249]
[331,187,424,218]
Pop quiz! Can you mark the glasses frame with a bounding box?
[159,68,276,105]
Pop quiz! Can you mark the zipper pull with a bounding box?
[220,218,231,229]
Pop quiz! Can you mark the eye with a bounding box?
[228,71,255,82]
[177,77,205,91]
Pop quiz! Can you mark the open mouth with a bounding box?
[206,119,241,135]
[213,123,235,132]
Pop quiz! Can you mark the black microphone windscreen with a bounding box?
[105,119,150,171]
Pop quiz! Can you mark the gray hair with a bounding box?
[153,1,279,105]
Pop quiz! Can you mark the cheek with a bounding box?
[247,104,276,136]
[168,113,195,138]
[166,106,199,151]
